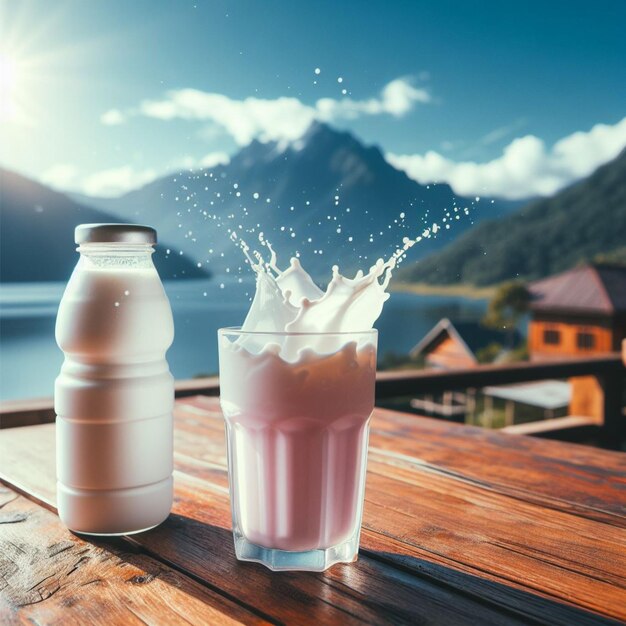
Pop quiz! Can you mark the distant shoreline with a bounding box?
[390,281,496,299]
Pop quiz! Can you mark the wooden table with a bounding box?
[1,397,625,625]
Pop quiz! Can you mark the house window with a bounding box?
[577,331,595,350]
[543,329,560,345]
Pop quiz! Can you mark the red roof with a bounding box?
[529,264,626,315]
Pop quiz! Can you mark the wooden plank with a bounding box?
[171,400,626,621]
[0,485,270,625]
[175,376,220,398]
[168,407,626,622]
[139,475,541,626]
[501,415,598,436]
[0,433,539,625]
[1,417,623,624]
[0,423,56,507]
[367,407,626,527]
[158,470,624,625]
[0,397,55,429]
[363,455,626,620]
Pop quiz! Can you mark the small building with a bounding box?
[528,264,626,420]
[528,264,626,359]
[410,318,520,370]
[408,318,521,420]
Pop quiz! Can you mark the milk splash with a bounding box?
[220,220,439,560]
[229,230,423,359]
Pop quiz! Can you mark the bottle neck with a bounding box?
[78,243,155,270]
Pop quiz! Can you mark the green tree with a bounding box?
[483,281,531,346]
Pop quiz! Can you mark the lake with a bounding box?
[0,278,487,401]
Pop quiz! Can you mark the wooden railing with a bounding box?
[375,354,624,449]
[1,354,624,448]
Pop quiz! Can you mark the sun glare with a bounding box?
[0,53,19,120]
[1,1,112,126]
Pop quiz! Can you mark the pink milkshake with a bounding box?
[219,331,376,563]
[219,239,398,571]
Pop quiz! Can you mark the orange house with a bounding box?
[528,264,626,419]
[528,264,626,358]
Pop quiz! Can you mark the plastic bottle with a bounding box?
[55,223,174,535]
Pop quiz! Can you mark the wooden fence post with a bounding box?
[599,362,624,450]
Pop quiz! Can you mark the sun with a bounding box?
[1,1,108,127]
[0,0,70,126]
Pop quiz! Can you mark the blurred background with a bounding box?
[1,0,625,432]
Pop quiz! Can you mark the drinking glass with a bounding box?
[218,327,377,571]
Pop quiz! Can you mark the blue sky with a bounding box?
[1,0,625,198]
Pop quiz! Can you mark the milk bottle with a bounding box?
[55,224,174,535]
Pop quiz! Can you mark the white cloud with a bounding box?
[387,117,626,199]
[101,78,431,145]
[138,91,316,145]
[100,108,125,125]
[41,163,79,189]
[38,153,228,198]
[42,163,157,197]
[316,79,430,120]
[81,166,157,197]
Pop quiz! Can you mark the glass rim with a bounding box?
[218,326,378,338]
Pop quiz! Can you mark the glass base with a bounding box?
[233,528,360,572]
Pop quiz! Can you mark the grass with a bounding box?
[390,281,497,299]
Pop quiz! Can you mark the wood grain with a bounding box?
[2,399,625,625]
[0,443,539,625]
[367,406,626,526]
[0,485,269,626]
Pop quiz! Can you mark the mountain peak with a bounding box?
[298,121,377,157]
[301,120,352,143]
[232,122,365,166]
